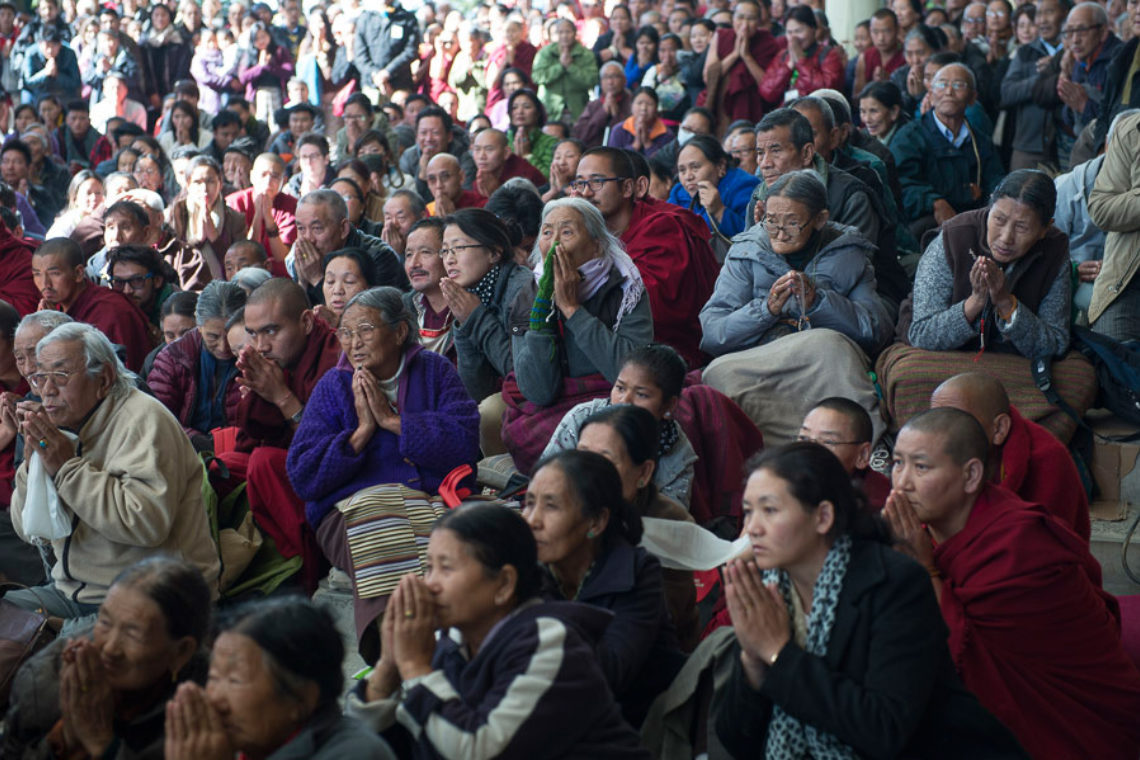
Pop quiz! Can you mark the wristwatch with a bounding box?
[265,226,280,238]
[290,405,304,424]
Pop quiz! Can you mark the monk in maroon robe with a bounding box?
[0,222,40,316]
[700,0,783,129]
[573,147,717,368]
[31,239,152,371]
[886,408,1140,760]
[470,128,548,200]
[798,397,889,511]
[931,371,1090,541]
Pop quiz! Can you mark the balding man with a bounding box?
[380,189,427,256]
[891,63,1004,235]
[290,189,409,303]
[425,153,486,216]
[227,153,297,269]
[470,128,547,199]
[886,407,1140,760]
[572,61,632,148]
[218,278,342,590]
[930,372,1089,540]
[31,238,151,370]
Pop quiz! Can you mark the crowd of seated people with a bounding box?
[0,0,1138,756]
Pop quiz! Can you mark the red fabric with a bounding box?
[89,135,114,169]
[485,41,537,108]
[936,484,1140,760]
[0,377,29,508]
[620,200,718,368]
[234,319,342,453]
[861,46,906,80]
[757,44,846,107]
[1118,595,1140,672]
[65,283,153,371]
[999,404,1090,541]
[0,223,39,316]
[674,382,764,529]
[501,372,612,476]
[428,189,487,216]
[217,448,325,593]
[859,469,891,512]
[709,28,783,122]
[499,153,548,187]
[225,187,298,258]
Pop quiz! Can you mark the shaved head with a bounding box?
[426,153,461,173]
[473,128,508,150]
[247,277,310,320]
[34,238,84,268]
[931,372,1012,447]
[901,407,990,467]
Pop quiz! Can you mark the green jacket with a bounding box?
[531,42,598,122]
[507,126,558,177]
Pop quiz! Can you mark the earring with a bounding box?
[586,530,596,539]
[637,479,647,488]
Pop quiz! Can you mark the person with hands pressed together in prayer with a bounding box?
[506,88,559,176]
[531,18,598,124]
[572,62,632,149]
[470,128,547,201]
[380,190,427,258]
[425,153,485,217]
[717,442,1027,759]
[703,0,781,129]
[167,155,249,291]
[347,504,652,759]
[608,86,675,157]
[226,153,297,271]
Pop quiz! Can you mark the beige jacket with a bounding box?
[11,386,221,605]
[1087,111,1140,324]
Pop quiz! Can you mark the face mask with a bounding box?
[678,127,695,145]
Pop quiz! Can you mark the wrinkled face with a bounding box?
[75,178,104,214]
[34,339,109,428]
[442,223,497,287]
[904,35,932,70]
[297,141,328,181]
[471,130,509,174]
[13,326,46,380]
[225,153,253,189]
[187,164,221,208]
[741,468,830,571]
[797,407,869,474]
[1035,0,1064,40]
[963,2,987,37]
[510,95,539,129]
[103,209,148,249]
[537,205,599,268]
[763,195,823,256]
[891,427,974,527]
[784,18,815,51]
[631,92,657,122]
[931,66,974,119]
[383,196,418,237]
[870,15,898,51]
[163,313,196,344]
[571,154,633,219]
[416,116,448,156]
[677,143,720,196]
[424,528,505,633]
[0,149,27,185]
[859,96,899,137]
[193,317,229,359]
[243,298,312,369]
[732,2,761,40]
[31,252,83,307]
[337,304,406,375]
[110,260,159,311]
[404,227,446,293]
[754,126,810,186]
[294,201,348,256]
[1063,5,1107,59]
[522,463,599,565]
[599,66,625,96]
[94,585,191,693]
[206,633,309,758]
[727,130,757,174]
[224,246,263,280]
[426,159,463,204]
[322,256,368,315]
[986,197,1048,263]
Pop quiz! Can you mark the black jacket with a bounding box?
[1092,36,1140,151]
[716,539,1028,759]
[353,6,420,91]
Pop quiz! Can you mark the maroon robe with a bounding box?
[65,283,153,371]
[0,223,40,315]
[620,200,718,368]
[708,28,782,122]
[936,484,1140,760]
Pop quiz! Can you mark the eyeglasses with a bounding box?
[439,243,484,258]
[110,272,154,290]
[1061,23,1102,37]
[985,9,1008,16]
[343,114,369,121]
[28,368,80,390]
[931,80,971,91]
[796,434,864,447]
[763,217,809,237]
[338,193,362,204]
[568,176,623,193]
[336,322,378,342]
[964,14,985,22]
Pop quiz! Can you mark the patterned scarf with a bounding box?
[656,417,680,461]
[762,534,858,760]
[468,263,502,307]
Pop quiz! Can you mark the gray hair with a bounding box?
[386,188,427,219]
[600,60,625,78]
[501,176,542,197]
[1070,1,1108,27]
[530,197,626,265]
[231,267,273,294]
[36,322,135,395]
[298,189,348,224]
[1107,108,1140,142]
[791,95,835,132]
[343,287,419,349]
[195,280,247,325]
[17,310,73,337]
[933,62,976,92]
[813,88,852,126]
[768,169,829,217]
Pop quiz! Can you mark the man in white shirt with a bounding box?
[90,72,146,133]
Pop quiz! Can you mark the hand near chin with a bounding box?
[882,489,935,570]
[723,558,789,689]
[59,640,115,756]
[391,574,438,680]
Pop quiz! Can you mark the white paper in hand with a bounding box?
[640,517,751,571]
[23,450,73,541]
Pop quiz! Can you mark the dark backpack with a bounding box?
[1071,326,1140,426]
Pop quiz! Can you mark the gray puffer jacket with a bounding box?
[454,261,534,402]
[699,222,893,356]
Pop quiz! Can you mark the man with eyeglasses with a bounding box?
[283,133,335,200]
[891,64,1003,236]
[470,128,547,200]
[106,244,173,345]
[724,122,757,176]
[798,397,888,511]
[424,153,485,216]
[1089,0,1140,151]
[1000,0,1069,171]
[30,238,151,371]
[570,146,717,367]
[217,277,342,592]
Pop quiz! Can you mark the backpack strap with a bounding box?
[1031,356,1140,443]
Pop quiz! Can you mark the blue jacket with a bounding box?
[699,222,893,356]
[1053,154,1105,265]
[667,167,761,238]
[20,45,80,102]
[286,344,479,526]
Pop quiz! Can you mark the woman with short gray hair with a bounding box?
[699,168,893,447]
[149,280,248,450]
[286,286,479,651]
